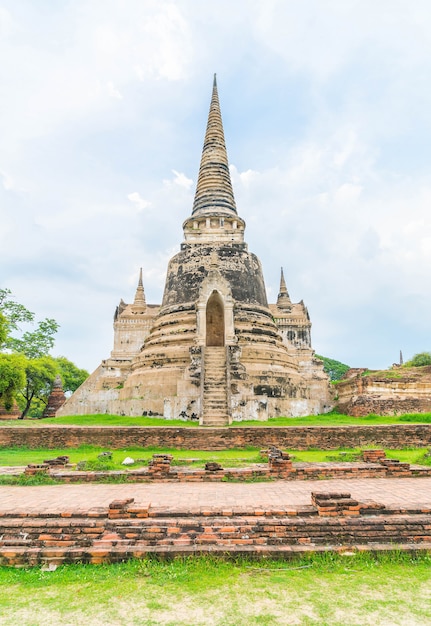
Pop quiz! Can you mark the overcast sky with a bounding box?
[1,0,430,373]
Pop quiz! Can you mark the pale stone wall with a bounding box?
[336,367,431,416]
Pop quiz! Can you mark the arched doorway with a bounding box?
[206,291,225,346]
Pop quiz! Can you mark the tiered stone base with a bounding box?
[1,494,431,566]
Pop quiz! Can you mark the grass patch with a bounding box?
[1,445,430,470]
[0,414,200,427]
[2,411,431,428]
[399,413,431,423]
[0,553,430,625]
[236,411,431,427]
[0,445,267,468]
[0,473,61,486]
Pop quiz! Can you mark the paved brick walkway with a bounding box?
[1,477,431,514]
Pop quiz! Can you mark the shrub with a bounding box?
[404,352,431,367]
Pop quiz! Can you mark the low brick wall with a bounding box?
[1,424,431,450]
[22,457,431,483]
[1,494,431,566]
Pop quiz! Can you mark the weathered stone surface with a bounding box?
[336,366,431,416]
[57,76,333,421]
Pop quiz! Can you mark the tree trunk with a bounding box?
[19,393,34,419]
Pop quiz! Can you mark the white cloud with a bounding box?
[254,0,431,82]
[127,192,152,211]
[171,170,193,189]
[107,81,123,100]
[1,0,430,372]
[0,169,14,190]
[163,170,193,190]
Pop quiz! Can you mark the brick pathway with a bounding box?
[1,477,431,514]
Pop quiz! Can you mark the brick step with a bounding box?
[3,541,431,567]
[2,514,431,563]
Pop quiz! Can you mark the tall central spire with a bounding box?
[192,74,237,217]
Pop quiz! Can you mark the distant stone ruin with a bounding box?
[336,366,431,416]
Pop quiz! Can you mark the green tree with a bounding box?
[0,288,34,341]
[1,289,60,417]
[17,356,59,419]
[7,318,59,358]
[55,356,89,393]
[0,311,8,347]
[0,353,26,410]
[404,352,431,367]
[0,288,59,357]
[316,355,350,381]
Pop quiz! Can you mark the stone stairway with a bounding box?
[202,346,229,426]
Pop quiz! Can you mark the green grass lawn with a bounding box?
[0,413,200,427]
[0,553,430,625]
[1,411,431,428]
[1,444,430,469]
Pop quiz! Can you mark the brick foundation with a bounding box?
[1,493,430,566]
[16,453,431,483]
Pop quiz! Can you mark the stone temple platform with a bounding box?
[1,477,431,566]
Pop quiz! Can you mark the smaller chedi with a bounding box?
[42,375,66,418]
[58,76,333,424]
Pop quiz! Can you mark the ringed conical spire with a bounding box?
[277,267,291,310]
[132,268,146,313]
[192,74,237,217]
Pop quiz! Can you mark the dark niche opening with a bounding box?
[206,291,225,346]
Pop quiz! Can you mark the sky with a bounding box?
[1,0,430,373]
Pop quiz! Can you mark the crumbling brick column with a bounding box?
[42,375,66,418]
[268,446,292,476]
[108,498,134,519]
[148,454,173,476]
[362,449,386,463]
[311,492,360,516]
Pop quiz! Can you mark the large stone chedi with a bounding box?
[58,77,333,424]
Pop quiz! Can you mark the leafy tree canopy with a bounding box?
[0,311,8,347]
[404,352,431,367]
[7,318,60,359]
[0,353,26,410]
[0,288,59,358]
[316,355,350,381]
[0,290,87,417]
[17,356,59,419]
[0,288,34,335]
[55,356,89,393]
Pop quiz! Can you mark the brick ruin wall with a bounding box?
[1,424,431,450]
[1,494,431,566]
